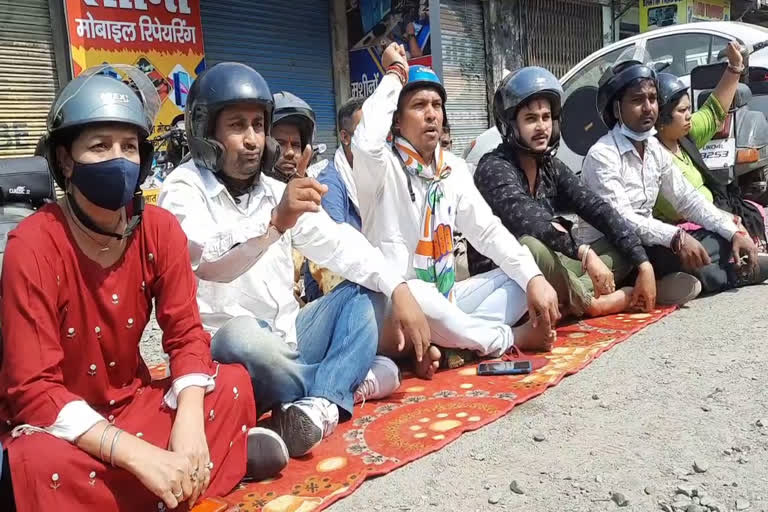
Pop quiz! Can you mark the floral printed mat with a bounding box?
[170,308,674,512]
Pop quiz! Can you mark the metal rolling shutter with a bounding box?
[0,0,58,158]
[200,0,337,154]
[522,0,604,78]
[440,0,490,157]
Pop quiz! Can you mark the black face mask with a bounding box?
[70,157,140,211]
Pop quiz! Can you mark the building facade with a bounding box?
[0,0,612,159]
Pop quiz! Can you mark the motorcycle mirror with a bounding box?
[690,61,729,90]
[313,143,327,156]
[561,86,608,157]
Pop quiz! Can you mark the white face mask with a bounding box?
[616,101,657,142]
[619,123,656,142]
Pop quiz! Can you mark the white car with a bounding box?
[464,21,768,175]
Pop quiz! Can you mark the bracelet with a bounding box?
[99,424,113,463]
[390,61,408,80]
[109,428,123,467]
[386,65,407,86]
[386,68,407,86]
[727,63,745,74]
[671,229,685,254]
[389,60,407,72]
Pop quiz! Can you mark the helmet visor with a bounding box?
[53,64,161,135]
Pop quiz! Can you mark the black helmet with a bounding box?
[272,91,316,149]
[185,62,276,173]
[657,72,688,109]
[596,60,657,128]
[493,66,563,156]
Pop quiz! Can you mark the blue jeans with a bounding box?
[210,282,379,418]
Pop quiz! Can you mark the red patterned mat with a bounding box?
[155,308,673,512]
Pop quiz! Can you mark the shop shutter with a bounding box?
[522,0,604,78]
[0,0,58,158]
[440,0,490,156]
[200,0,338,154]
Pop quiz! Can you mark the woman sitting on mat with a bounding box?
[654,42,767,251]
[0,67,286,512]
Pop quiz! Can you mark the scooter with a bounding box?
[0,156,56,271]
[691,41,768,205]
[146,124,189,188]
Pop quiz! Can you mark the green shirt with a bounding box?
[654,95,727,223]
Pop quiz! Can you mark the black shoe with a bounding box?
[245,427,289,481]
[734,254,768,287]
[262,398,338,457]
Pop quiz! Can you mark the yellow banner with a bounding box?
[640,0,730,31]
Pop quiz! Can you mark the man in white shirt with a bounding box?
[580,59,761,297]
[159,62,429,458]
[352,44,561,379]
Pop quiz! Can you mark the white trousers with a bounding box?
[385,268,528,358]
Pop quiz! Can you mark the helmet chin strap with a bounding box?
[66,191,144,240]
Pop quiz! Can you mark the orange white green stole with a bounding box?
[394,137,456,301]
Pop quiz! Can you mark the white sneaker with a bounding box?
[266,397,339,457]
[354,356,401,405]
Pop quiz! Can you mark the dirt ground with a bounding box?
[139,285,768,512]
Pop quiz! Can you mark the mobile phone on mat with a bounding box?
[477,360,533,376]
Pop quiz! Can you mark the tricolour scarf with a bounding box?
[394,136,456,300]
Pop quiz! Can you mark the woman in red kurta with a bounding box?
[0,68,284,511]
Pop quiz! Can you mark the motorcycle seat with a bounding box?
[0,156,55,208]
[698,84,752,110]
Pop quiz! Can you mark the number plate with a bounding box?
[700,138,735,169]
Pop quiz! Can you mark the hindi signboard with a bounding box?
[64,0,206,136]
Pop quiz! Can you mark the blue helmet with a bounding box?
[400,65,447,104]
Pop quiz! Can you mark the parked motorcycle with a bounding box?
[0,156,56,271]
[692,41,768,205]
[146,123,189,188]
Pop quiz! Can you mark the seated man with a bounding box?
[579,59,765,296]
[352,43,561,379]
[159,62,429,458]
[472,66,661,318]
[304,97,366,303]
[266,91,319,182]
